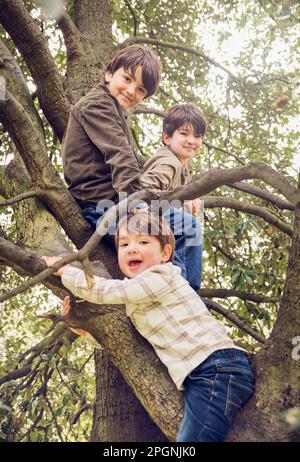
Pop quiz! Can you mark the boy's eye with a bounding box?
[119,242,128,248]
[140,240,149,245]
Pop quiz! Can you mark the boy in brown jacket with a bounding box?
[62,44,161,230]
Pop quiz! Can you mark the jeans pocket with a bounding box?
[224,374,255,424]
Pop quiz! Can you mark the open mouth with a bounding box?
[128,259,143,269]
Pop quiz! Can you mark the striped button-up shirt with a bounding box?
[62,263,243,390]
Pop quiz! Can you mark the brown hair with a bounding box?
[105,45,161,98]
[115,209,175,262]
[163,103,207,143]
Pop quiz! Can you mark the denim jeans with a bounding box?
[177,349,255,442]
[164,207,202,292]
[77,200,203,291]
[77,199,117,250]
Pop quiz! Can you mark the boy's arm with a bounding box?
[80,95,142,196]
[141,163,177,191]
[61,266,173,307]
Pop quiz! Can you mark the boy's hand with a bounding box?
[191,198,202,215]
[62,296,87,337]
[42,256,70,276]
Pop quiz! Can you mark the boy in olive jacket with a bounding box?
[141,104,207,290]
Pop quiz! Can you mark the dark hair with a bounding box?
[163,103,207,142]
[105,45,161,98]
[115,209,175,262]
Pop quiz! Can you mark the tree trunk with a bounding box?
[227,201,300,442]
[91,350,167,442]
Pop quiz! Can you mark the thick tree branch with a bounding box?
[0,0,70,139]
[0,91,94,248]
[228,181,295,211]
[162,162,300,207]
[202,195,293,236]
[1,159,298,302]
[203,298,266,344]
[200,288,275,304]
[0,90,57,182]
[121,36,241,83]
[56,12,81,61]
[0,38,45,138]
[73,0,113,46]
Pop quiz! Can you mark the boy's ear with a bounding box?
[163,132,171,146]
[161,244,173,263]
[105,70,112,83]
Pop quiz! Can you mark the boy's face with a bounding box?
[117,227,172,278]
[105,66,147,109]
[163,123,203,165]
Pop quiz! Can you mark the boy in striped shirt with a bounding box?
[43,210,255,442]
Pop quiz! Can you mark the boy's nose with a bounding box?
[126,84,135,96]
[127,246,137,254]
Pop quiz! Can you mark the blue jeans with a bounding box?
[77,200,202,291]
[177,349,255,442]
[164,207,202,292]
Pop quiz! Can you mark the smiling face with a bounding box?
[163,123,203,165]
[105,65,147,109]
[117,227,173,278]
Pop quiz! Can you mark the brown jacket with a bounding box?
[62,83,142,204]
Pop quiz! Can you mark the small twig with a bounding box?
[124,0,138,36]
[72,403,93,425]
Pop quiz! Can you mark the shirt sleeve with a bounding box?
[141,163,177,191]
[61,266,173,306]
[79,95,142,196]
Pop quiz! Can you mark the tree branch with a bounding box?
[0,364,32,386]
[202,195,293,236]
[120,36,241,83]
[72,403,93,425]
[0,90,57,183]
[203,298,266,344]
[0,90,93,248]
[162,162,300,207]
[134,106,165,117]
[200,288,275,304]
[0,0,70,139]
[203,141,245,165]
[56,11,81,62]
[0,38,45,138]
[228,181,295,211]
[124,0,138,36]
[0,189,44,206]
[1,159,298,303]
